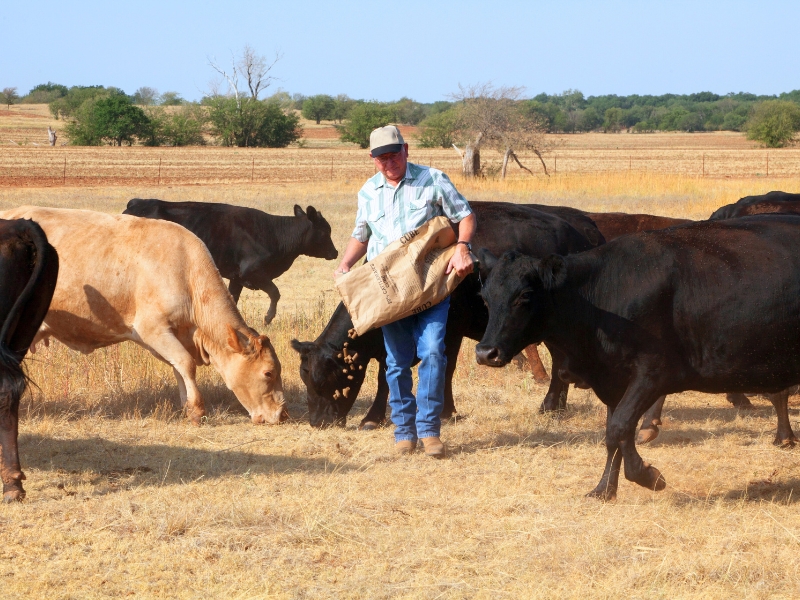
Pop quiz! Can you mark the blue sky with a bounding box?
[3,1,798,102]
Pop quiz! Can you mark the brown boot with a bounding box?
[395,440,416,455]
[420,437,445,459]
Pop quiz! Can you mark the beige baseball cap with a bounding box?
[370,125,405,157]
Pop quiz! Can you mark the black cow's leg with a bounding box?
[228,278,244,303]
[767,388,798,447]
[360,359,389,430]
[587,405,623,501]
[637,395,667,444]
[260,280,281,326]
[601,374,666,496]
[441,335,462,420]
[540,345,569,412]
[726,393,754,408]
[0,391,25,502]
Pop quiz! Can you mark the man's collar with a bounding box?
[373,164,415,189]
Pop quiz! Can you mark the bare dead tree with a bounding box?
[208,53,242,108]
[448,83,550,178]
[208,45,282,109]
[238,44,282,100]
[47,126,57,147]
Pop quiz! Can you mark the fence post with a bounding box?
[62,156,67,185]
[251,157,255,182]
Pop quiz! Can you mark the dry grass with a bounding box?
[3,105,800,184]
[0,158,799,598]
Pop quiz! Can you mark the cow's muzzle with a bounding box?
[475,344,508,367]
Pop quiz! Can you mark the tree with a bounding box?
[159,91,184,106]
[207,45,298,147]
[208,44,281,107]
[49,85,113,119]
[64,95,150,146]
[208,97,299,147]
[390,97,426,125]
[23,82,67,104]
[746,100,800,147]
[144,105,207,146]
[578,107,602,131]
[417,109,459,148]
[337,101,393,148]
[332,94,356,123]
[603,107,624,132]
[301,94,335,124]
[1,87,19,109]
[449,83,550,178]
[133,86,159,105]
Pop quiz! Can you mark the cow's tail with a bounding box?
[0,219,51,405]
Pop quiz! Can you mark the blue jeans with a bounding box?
[382,297,450,442]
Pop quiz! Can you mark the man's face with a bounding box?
[372,143,408,184]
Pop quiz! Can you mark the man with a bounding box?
[334,125,476,458]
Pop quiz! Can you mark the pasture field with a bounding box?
[0,147,799,598]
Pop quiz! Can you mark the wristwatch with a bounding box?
[456,241,472,251]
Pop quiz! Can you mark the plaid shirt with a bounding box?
[352,162,473,260]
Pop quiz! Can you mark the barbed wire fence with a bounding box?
[1,148,799,186]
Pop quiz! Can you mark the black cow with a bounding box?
[637,195,800,439]
[476,214,800,500]
[124,199,338,325]
[0,219,58,502]
[290,201,603,428]
[710,190,800,220]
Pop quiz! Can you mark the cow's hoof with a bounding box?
[637,424,660,445]
[727,393,754,409]
[774,435,797,448]
[586,486,616,502]
[359,420,381,431]
[636,465,667,491]
[3,488,25,503]
[533,373,550,384]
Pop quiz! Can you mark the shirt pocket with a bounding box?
[409,197,430,213]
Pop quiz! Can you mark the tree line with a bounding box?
[2,47,800,150]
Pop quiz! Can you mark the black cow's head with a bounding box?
[294,205,339,261]
[290,339,366,427]
[475,249,566,368]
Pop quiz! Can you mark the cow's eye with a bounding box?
[516,290,534,305]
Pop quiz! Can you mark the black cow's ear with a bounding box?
[290,339,315,355]
[306,206,318,221]
[294,204,306,218]
[538,255,567,290]
[476,248,498,277]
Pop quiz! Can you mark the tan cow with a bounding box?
[0,206,286,425]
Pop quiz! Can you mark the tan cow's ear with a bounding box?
[227,325,245,353]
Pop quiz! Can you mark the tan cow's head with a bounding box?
[221,325,286,424]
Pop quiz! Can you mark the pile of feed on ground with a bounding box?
[0,158,799,597]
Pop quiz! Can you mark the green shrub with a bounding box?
[64,95,150,146]
[417,109,459,148]
[338,102,393,148]
[746,100,800,147]
[208,97,300,147]
[144,105,207,146]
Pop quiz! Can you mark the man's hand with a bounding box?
[446,243,474,277]
[333,264,350,280]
